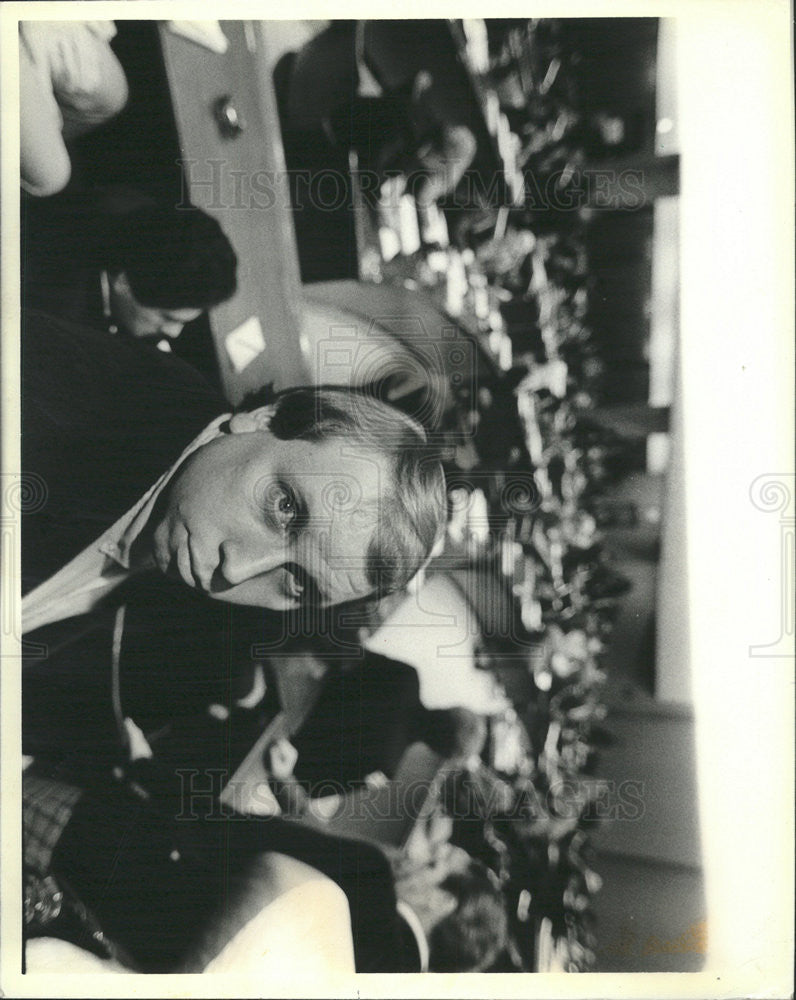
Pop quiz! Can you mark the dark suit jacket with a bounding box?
[22,309,223,590]
[21,311,251,761]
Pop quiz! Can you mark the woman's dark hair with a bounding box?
[428,861,509,972]
[106,203,237,309]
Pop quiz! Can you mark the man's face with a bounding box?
[110,271,202,340]
[146,412,389,611]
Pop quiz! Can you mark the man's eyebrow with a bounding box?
[292,480,310,525]
[277,473,331,605]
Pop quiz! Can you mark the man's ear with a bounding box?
[228,405,277,434]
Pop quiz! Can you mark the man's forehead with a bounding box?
[276,440,391,600]
[302,439,388,471]
[291,450,390,517]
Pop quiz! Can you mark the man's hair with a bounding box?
[105,203,237,309]
[267,385,447,598]
[427,860,509,972]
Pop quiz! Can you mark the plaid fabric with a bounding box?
[22,772,122,960]
[23,772,84,876]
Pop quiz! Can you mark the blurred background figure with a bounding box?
[281,20,479,194]
[275,20,483,281]
[389,807,509,972]
[23,191,238,347]
[19,21,129,197]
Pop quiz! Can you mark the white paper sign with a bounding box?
[225,316,266,374]
[167,21,229,54]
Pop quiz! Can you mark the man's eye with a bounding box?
[275,492,296,526]
[264,483,298,531]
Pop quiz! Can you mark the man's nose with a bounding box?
[218,538,287,588]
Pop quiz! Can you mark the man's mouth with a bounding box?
[283,567,305,601]
[282,564,326,607]
[163,526,211,593]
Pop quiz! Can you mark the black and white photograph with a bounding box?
[0,4,793,997]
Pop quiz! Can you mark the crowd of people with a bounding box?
[16,17,650,977]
